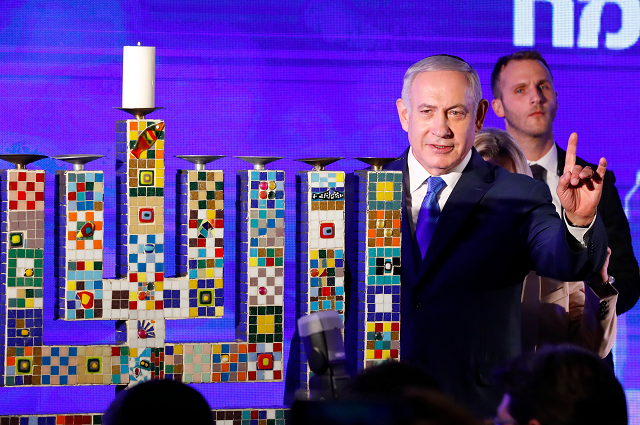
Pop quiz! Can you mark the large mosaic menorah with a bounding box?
[0,113,403,421]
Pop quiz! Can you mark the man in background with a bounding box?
[491,51,640,320]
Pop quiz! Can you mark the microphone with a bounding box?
[297,310,350,399]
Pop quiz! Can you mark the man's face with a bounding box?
[492,59,558,141]
[396,70,487,176]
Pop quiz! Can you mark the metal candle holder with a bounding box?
[354,157,401,171]
[52,155,105,171]
[114,107,166,120]
[235,156,284,170]
[176,155,226,170]
[295,157,343,171]
[0,154,48,169]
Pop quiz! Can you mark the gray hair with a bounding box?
[474,128,532,177]
[401,55,483,113]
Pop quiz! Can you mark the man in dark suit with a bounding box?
[490,51,639,315]
[384,55,608,417]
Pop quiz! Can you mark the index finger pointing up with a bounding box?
[564,132,578,174]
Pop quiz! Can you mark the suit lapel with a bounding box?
[415,150,495,283]
[555,144,566,177]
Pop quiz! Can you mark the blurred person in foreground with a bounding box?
[493,344,627,425]
[475,128,617,358]
[292,360,483,425]
[103,379,214,425]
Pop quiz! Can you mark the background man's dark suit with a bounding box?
[555,145,640,314]
[383,147,608,416]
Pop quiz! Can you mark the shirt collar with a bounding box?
[528,143,558,175]
[408,147,472,194]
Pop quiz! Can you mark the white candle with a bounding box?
[122,44,155,108]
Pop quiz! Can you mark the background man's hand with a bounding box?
[557,133,607,226]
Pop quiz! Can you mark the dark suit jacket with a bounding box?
[555,145,640,314]
[383,147,608,416]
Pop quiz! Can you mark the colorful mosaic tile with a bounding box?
[163,344,183,381]
[213,409,287,425]
[0,116,289,406]
[128,347,163,384]
[235,168,284,382]
[365,322,400,362]
[4,346,34,386]
[109,346,130,384]
[5,170,45,211]
[248,306,283,344]
[6,211,45,250]
[0,414,103,425]
[55,171,105,321]
[125,318,165,349]
[35,346,78,385]
[248,266,284,306]
[6,308,43,347]
[356,170,403,370]
[212,343,247,382]
[0,411,288,425]
[182,344,212,383]
[297,171,346,391]
[6,249,43,290]
[127,233,164,313]
[161,278,190,318]
[247,343,283,381]
[101,279,129,320]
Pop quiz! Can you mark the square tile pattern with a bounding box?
[128,347,163,384]
[0,414,104,424]
[357,170,402,369]
[55,171,105,321]
[186,170,224,317]
[213,409,287,425]
[4,346,128,386]
[4,170,45,211]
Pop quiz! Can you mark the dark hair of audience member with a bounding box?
[490,50,553,99]
[341,360,441,398]
[495,344,627,425]
[331,361,482,425]
[103,379,214,425]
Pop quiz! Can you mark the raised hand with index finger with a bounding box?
[557,132,607,227]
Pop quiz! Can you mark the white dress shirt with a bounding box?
[406,147,471,234]
[406,146,592,244]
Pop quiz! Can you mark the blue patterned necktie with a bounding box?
[415,176,447,260]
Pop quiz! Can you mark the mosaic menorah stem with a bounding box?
[0,168,46,385]
[296,169,345,392]
[235,168,285,381]
[354,168,402,369]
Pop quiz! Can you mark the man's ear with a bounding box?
[528,419,542,425]
[475,99,489,131]
[396,98,409,132]
[491,98,505,118]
